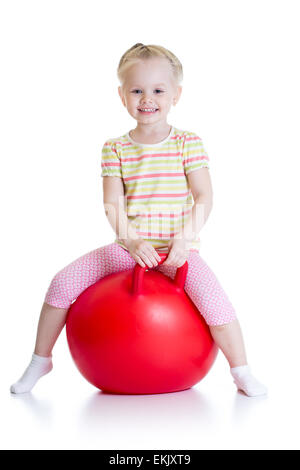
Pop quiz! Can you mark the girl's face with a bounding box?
[118,58,182,128]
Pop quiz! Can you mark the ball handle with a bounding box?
[132,252,188,295]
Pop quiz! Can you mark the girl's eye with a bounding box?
[131,89,164,94]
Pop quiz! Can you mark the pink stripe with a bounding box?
[136,231,178,238]
[127,192,189,200]
[171,133,184,140]
[102,162,121,167]
[185,136,202,142]
[185,156,208,163]
[124,172,184,182]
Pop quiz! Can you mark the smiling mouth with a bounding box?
[138,108,159,113]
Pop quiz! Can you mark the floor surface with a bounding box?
[3,345,297,450]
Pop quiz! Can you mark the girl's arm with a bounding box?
[177,168,213,242]
[102,176,140,245]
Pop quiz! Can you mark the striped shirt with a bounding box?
[101,125,210,252]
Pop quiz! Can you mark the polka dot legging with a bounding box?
[44,242,237,326]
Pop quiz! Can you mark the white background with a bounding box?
[1,0,299,450]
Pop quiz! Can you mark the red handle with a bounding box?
[132,252,188,295]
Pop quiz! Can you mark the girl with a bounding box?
[11,43,267,397]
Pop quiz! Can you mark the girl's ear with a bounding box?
[173,86,182,105]
[118,86,126,106]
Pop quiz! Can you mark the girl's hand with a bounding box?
[162,239,189,267]
[125,238,161,268]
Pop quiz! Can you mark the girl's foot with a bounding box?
[230,365,268,397]
[10,353,53,394]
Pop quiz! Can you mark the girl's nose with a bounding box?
[141,93,154,103]
[141,98,155,106]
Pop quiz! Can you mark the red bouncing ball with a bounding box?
[66,252,218,394]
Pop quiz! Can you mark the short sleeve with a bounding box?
[182,131,210,175]
[101,140,122,178]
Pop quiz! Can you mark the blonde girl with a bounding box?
[11,43,267,397]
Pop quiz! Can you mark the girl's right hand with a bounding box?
[125,239,161,268]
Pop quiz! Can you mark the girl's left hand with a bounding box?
[162,239,189,267]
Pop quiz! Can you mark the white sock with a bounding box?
[230,365,268,397]
[10,353,53,394]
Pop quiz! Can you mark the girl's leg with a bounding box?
[209,320,247,368]
[10,243,136,394]
[34,303,68,357]
[158,252,267,396]
[208,321,267,397]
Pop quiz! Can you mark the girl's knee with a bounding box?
[208,320,235,330]
[44,269,73,309]
[206,313,238,328]
[209,323,227,331]
[44,243,135,309]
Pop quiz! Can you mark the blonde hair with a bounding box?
[117,43,183,86]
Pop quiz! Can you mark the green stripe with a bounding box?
[122,159,183,168]
[125,185,187,195]
[127,199,193,207]
[124,168,183,177]
[129,220,190,230]
[101,170,121,176]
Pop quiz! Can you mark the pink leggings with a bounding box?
[44,242,237,326]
